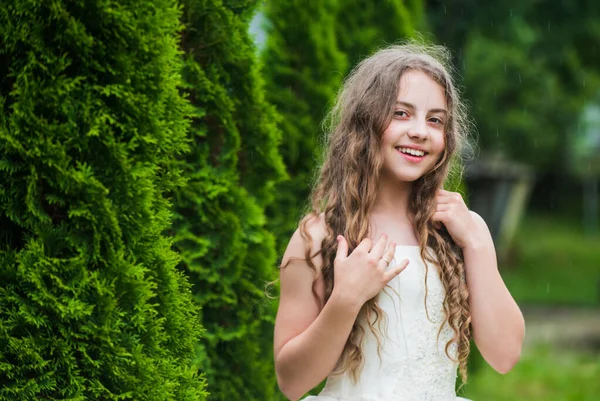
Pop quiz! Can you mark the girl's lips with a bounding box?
[396,148,426,163]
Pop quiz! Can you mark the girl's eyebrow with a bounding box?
[395,101,447,115]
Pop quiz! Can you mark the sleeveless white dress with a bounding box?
[302,246,471,401]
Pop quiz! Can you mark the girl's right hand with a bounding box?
[332,234,409,307]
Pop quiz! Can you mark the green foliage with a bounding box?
[262,0,348,252]
[462,27,563,168]
[173,1,286,400]
[427,0,600,171]
[0,1,206,399]
[336,0,418,69]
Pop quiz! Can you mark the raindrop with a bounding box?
[583,78,586,87]
[504,62,507,73]
[510,9,513,17]
[518,73,522,84]
[547,21,551,31]
[490,19,494,27]
[444,4,447,14]
[496,128,499,137]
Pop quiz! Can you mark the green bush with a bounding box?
[262,0,348,253]
[336,0,419,69]
[0,1,206,400]
[173,1,286,400]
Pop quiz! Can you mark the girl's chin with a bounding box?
[393,169,432,182]
[381,165,434,184]
[383,174,422,184]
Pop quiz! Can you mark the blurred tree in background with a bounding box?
[262,0,347,253]
[0,1,206,400]
[428,0,600,214]
[462,26,563,167]
[173,1,286,400]
[336,0,421,68]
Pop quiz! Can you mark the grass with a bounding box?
[499,214,600,306]
[462,346,600,401]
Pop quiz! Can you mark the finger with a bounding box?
[432,211,447,222]
[439,192,464,203]
[383,258,410,283]
[369,234,388,258]
[438,188,463,195]
[377,241,396,269]
[355,237,373,253]
[435,204,450,212]
[434,221,443,230]
[435,194,454,204]
[336,235,348,260]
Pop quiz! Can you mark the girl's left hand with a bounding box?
[432,189,479,249]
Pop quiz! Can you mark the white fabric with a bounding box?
[302,246,471,401]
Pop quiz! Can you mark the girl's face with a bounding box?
[380,69,447,184]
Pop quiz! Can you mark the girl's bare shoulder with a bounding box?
[280,212,329,271]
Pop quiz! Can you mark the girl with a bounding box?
[273,43,525,401]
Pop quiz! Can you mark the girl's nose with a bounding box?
[407,119,428,141]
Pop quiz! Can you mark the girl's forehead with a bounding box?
[397,70,447,110]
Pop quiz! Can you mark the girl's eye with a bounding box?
[394,110,409,118]
[429,117,444,125]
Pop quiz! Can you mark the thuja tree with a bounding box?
[174,0,286,400]
[0,1,206,400]
[262,0,347,253]
[336,0,421,69]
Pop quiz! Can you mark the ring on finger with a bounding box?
[381,256,390,266]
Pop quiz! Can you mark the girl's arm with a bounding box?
[274,216,405,400]
[274,260,363,400]
[433,190,525,374]
[274,218,360,401]
[462,211,525,373]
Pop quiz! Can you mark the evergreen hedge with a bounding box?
[0,1,206,399]
[262,0,348,253]
[336,0,418,69]
[174,1,286,400]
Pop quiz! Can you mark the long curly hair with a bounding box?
[297,42,474,384]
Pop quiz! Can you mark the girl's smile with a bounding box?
[395,145,428,163]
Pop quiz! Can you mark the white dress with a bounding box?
[302,246,471,401]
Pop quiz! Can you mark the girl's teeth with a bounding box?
[398,147,425,157]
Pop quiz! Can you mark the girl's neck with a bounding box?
[371,175,413,222]
[370,177,418,245]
